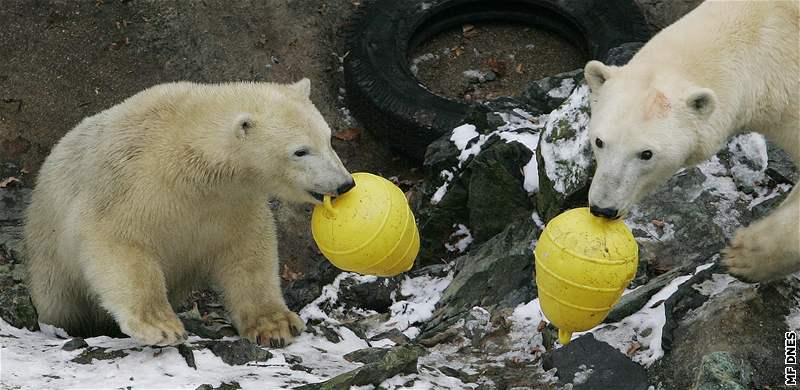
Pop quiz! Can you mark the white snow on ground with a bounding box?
[727,132,768,187]
[0,271,456,389]
[377,271,455,339]
[546,78,576,99]
[445,224,474,253]
[300,272,378,323]
[0,318,365,389]
[572,364,594,385]
[539,85,592,194]
[378,366,475,389]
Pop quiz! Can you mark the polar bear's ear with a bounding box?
[685,88,717,118]
[289,78,311,98]
[584,60,614,91]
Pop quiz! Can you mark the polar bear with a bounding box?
[24,80,354,346]
[584,1,799,282]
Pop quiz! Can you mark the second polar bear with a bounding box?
[584,1,799,282]
[24,79,354,346]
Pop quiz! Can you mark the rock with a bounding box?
[0,268,38,331]
[337,276,397,313]
[542,334,649,390]
[71,347,129,364]
[635,0,703,33]
[0,187,30,225]
[61,337,88,351]
[519,69,583,114]
[602,42,645,66]
[368,328,409,345]
[422,221,537,336]
[691,351,753,390]
[207,339,272,366]
[535,84,593,222]
[284,354,303,364]
[283,260,340,313]
[177,344,196,369]
[195,382,241,390]
[414,104,538,264]
[466,139,534,242]
[765,139,798,185]
[605,265,691,323]
[318,324,342,344]
[295,344,426,389]
[343,347,389,364]
[462,306,491,348]
[178,309,237,340]
[647,277,791,389]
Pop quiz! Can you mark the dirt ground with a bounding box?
[411,22,586,102]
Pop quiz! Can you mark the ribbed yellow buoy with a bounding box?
[534,207,638,345]
[311,172,419,277]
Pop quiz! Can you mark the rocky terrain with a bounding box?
[2,53,798,388]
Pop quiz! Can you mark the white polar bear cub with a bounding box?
[584,1,799,282]
[25,80,354,346]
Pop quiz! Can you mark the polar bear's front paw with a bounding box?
[238,308,306,348]
[721,228,775,283]
[119,309,187,346]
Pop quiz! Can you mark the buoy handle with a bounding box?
[323,195,338,217]
[558,329,572,345]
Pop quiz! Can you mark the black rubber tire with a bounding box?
[344,0,650,161]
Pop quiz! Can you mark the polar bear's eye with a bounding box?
[640,150,653,160]
[595,138,604,148]
[294,148,310,157]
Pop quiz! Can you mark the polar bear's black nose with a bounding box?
[336,179,356,195]
[590,205,619,219]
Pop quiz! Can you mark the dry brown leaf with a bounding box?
[651,219,665,227]
[537,320,547,332]
[0,177,20,188]
[452,46,463,57]
[487,57,506,76]
[515,63,524,74]
[626,341,641,356]
[281,264,303,281]
[333,127,362,141]
[462,24,478,38]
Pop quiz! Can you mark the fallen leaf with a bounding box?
[626,341,641,356]
[281,264,303,281]
[333,127,361,141]
[651,219,665,227]
[515,63,524,74]
[452,46,463,57]
[487,57,506,76]
[537,320,547,332]
[0,177,20,188]
[462,24,478,38]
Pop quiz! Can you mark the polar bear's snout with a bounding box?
[589,205,620,220]
[336,179,356,195]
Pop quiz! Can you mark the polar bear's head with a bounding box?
[225,79,354,204]
[583,60,717,219]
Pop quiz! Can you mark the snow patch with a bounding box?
[445,224,474,253]
[539,85,592,194]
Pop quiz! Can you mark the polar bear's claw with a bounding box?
[240,308,306,348]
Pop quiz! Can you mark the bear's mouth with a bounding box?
[308,191,325,202]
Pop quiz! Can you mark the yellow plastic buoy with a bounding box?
[311,172,419,277]
[534,207,638,345]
